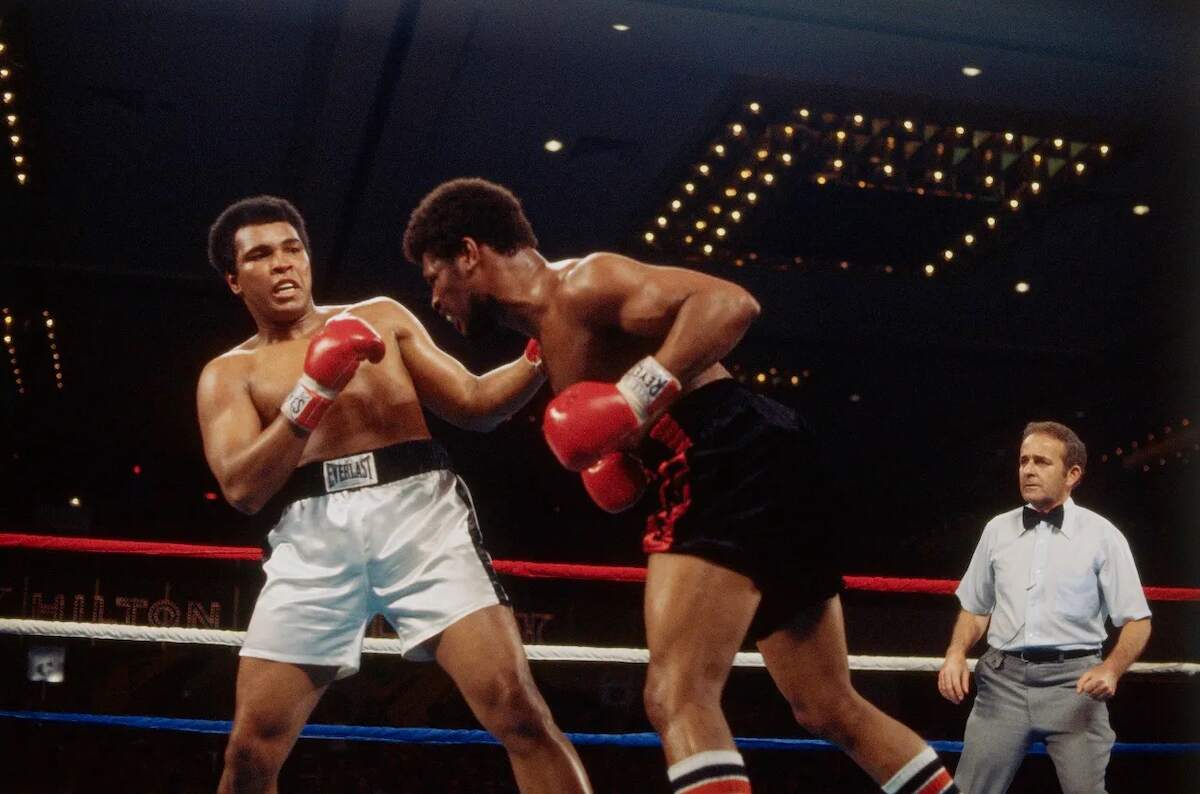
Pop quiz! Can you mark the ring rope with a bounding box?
[0,710,1195,755]
[2,619,1196,676]
[2,533,1197,601]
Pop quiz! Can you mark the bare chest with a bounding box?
[539,318,658,393]
[242,336,421,437]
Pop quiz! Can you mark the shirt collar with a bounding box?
[1018,497,1075,538]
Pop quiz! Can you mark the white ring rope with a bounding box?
[2,618,1196,676]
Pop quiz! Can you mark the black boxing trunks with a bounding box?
[637,378,845,641]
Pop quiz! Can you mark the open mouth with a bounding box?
[273,280,300,296]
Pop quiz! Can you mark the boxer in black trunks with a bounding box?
[403,178,959,794]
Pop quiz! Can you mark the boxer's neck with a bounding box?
[252,303,322,344]
[490,248,554,337]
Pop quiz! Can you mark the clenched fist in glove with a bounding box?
[543,355,681,471]
[281,313,385,433]
[581,452,650,513]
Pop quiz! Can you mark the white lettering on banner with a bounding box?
[10,586,225,629]
[115,597,149,624]
[31,593,64,620]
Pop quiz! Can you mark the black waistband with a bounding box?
[644,377,801,449]
[267,439,452,512]
[1002,647,1100,663]
[665,378,750,430]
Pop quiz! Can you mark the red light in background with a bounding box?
[132,465,142,475]
[204,492,219,501]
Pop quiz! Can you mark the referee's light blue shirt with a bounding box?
[956,498,1152,651]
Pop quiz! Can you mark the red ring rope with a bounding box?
[1,532,1196,601]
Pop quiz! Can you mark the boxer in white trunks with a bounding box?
[197,195,591,794]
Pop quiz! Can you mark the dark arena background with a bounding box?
[1,2,1198,792]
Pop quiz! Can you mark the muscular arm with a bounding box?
[945,608,990,657]
[392,301,543,431]
[568,253,760,383]
[196,356,309,515]
[1104,617,1152,676]
[937,609,990,704]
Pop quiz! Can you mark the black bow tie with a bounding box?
[1023,504,1064,530]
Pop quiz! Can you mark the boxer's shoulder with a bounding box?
[335,296,423,339]
[197,345,256,404]
[554,253,635,312]
[204,343,256,374]
[560,252,636,285]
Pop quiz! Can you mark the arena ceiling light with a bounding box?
[2,307,20,395]
[45,310,63,390]
[0,15,30,187]
[961,65,983,77]
[640,97,1117,280]
[1097,417,1197,474]
[611,23,630,32]
[543,139,564,153]
[1132,204,1150,216]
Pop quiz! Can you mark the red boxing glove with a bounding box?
[281,313,386,432]
[543,356,681,471]
[581,452,650,513]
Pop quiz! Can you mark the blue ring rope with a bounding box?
[0,710,1196,755]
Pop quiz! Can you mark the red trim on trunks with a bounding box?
[643,415,694,553]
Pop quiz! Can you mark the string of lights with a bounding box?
[43,309,62,390]
[728,361,811,390]
[1097,417,1195,474]
[1,309,65,394]
[0,21,27,187]
[642,100,1112,282]
[3,307,22,395]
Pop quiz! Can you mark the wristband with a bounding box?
[616,356,681,423]
[280,374,339,433]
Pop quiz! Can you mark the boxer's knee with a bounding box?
[473,670,557,756]
[787,684,869,752]
[223,716,294,787]
[644,661,724,734]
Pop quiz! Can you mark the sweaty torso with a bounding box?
[225,298,430,465]
[536,257,727,395]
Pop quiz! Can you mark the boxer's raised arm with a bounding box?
[541,254,759,471]
[196,354,308,515]
[389,300,544,431]
[562,253,759,384]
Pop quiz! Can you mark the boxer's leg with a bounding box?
[644,552,758,792]
[433,604,592,794]
[218,658,337,794]
[758,596,958,793]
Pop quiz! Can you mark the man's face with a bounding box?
[421,252,496,338]
[227,222,312,321]
[1018,433,1081,510]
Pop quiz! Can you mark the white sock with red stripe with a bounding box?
[667,749,752,793]
[882,746,958,794]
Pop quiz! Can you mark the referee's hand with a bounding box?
[937,654,971,704]
[1076,664,1118,701]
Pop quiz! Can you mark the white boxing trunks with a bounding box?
[241,440,508,679]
